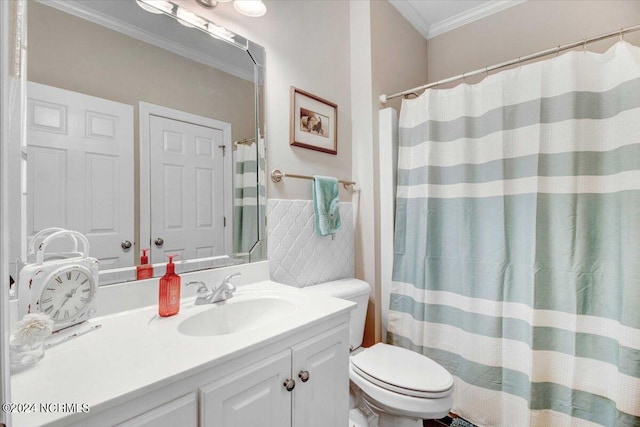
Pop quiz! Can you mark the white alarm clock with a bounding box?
[18,229,98,332]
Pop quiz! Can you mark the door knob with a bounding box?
[121,240,132,250]
[298,370,310,382]
[154,238,164,247]
[283,379,296,391]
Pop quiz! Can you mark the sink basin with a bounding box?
[177,296,296,337]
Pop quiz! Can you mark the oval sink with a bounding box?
[177,297,296,337]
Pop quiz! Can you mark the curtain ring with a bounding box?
[583,39,587,52]
[620,28,624,41]
[462,72,466,83]
[485,66,489,77]
[556,45,561,57]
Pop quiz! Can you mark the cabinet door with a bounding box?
[115,393,197,427]
[291,325,350,427]
[200,350,292,427]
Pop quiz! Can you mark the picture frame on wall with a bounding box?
[290,87,338,155]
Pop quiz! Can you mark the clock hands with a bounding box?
[58,286,78,310]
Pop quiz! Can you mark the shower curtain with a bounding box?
[388,41,640,427]
[233,142,260,253]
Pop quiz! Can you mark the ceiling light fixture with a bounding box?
[195,0,267,17]
[175,7,208,29]
[136,0,250,48]
[233,1,267,17]
[136,0,174,15]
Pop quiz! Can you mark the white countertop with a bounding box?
[10,281,354,427]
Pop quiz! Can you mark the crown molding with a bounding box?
[427,0,526,39]
[388,0,430,40]
[36,0,254,82]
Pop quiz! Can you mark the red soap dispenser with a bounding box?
[159,254,181,317]
[136,248,153,280]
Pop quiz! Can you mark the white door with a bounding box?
[148,114,227,264]
[291,325,350,427]
[200,350,293,427]
[26,82,135,269]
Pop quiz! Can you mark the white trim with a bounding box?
[350,1,378,340]
[427,0,526,39]
[139,102,234,261]
[0,1,15,424]
[37,0,254,82]
[378,108,398,343]
[388,0,430,40]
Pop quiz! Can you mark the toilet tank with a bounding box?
[302,278,371,350]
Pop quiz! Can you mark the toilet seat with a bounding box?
[350,343,454,399]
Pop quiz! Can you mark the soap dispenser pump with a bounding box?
[137,248,153,280]
[159,254,181,317]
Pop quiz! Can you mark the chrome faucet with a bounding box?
[185,281,211,305]
[209,273,240,303]
[185,273,241,305]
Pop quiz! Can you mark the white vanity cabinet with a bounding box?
[11,281,354,427]
[115,393,198,427]
[200,350,292,426]
[200,324,350,427]
[291,326,350,427]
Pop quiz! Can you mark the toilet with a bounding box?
[303,278,454,427]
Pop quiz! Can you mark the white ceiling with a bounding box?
[388,0,525,40]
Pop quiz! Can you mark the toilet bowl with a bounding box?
[303,279,454,427]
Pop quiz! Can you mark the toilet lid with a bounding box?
[351,343,454,397]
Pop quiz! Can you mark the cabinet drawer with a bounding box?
[115,393,197,427]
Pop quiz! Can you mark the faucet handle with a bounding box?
[221,273,240,290]
[186,281,209,295]
[223,272,241,281]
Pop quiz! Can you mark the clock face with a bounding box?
[40,267,94,323]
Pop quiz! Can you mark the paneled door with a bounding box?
[291,325,350,427]
[148,114,228,264]
[26,82,135,269]
[200,351,293,427]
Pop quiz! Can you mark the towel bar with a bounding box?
[271,169,355,190]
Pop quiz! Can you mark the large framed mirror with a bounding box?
[9,0,266,286]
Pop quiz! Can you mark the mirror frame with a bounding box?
[15,0,267,286]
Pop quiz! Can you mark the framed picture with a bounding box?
[290,87,337,155]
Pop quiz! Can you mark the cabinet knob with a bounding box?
[154,237,164,247]
[283,378,296,391]
[298,370,310,383]
[121,240,133,250]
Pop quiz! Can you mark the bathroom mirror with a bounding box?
[10,0,266,285]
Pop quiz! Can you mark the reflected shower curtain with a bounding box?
[233,142,260,253]
[388,41,640,427]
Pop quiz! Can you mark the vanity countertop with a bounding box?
[10,280,354,427]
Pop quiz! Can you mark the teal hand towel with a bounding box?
[313,175,341,236]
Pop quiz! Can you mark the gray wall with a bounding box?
[427,1,640,87]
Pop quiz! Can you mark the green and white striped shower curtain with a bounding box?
[233,141,264,254]
[388,41,640,427]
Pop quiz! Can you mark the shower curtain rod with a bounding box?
[379,23,640,104]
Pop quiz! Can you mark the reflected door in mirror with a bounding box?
[149,114,230,264]
[27,82,135,269]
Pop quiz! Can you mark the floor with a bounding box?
[424,417,451,426]
[424,415,476,427]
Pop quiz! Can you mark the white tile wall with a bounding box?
[268,199,354,287]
